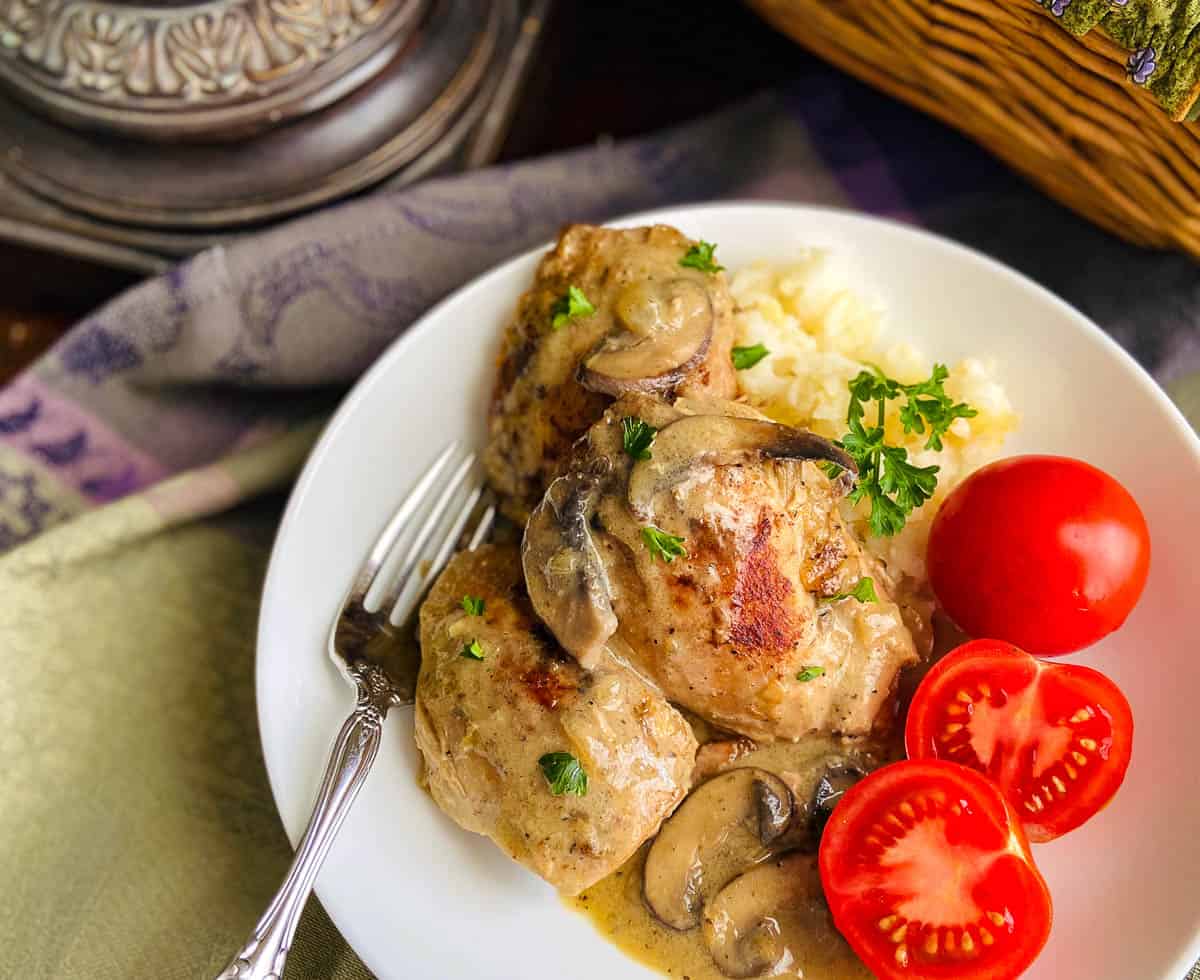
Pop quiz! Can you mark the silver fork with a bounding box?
[217,441,495,980]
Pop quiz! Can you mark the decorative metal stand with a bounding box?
[0,0,545,273]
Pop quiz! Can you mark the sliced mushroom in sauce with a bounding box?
[702,852,829,978]
[580,277,716,396]
[643,767,794,931]
[522,466,619,670]
[625,413,855,521]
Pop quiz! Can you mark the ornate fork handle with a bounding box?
[217,664,399,980]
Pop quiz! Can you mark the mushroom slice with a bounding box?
[643,767,794,931]
[522,468,618,669]
[809,765,866,842]
[580,277,714,396]
[626,414,856,521]
[702,852,824,978]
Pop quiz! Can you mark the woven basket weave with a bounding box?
[747,0,1200,257]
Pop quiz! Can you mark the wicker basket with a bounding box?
[747,0,1200,257]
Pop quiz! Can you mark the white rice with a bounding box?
[730,248,1018,591]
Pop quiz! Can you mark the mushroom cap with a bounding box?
[521,465,619,671]
[579,277,715,397]
[642,767,795,931]
[702,852,825,978]
[626,413,856,521]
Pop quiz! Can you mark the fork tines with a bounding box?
[346,441,495,627]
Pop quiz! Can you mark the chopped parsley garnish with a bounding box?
[551,285,596,329]
[896,364,979,452]
[837,364,976,537]
[822,577,879,604]
[621,417,657,461]
[461,595,485,616]
[539,752,588,796]
[680,240,724,274]
[641,526,688,563]
[731,343,770,370]
[797,666,826,682]
[460,639,485,661]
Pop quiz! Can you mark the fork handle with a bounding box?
[216,690,389,980]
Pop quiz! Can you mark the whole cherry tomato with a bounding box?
[927,455,1149,655]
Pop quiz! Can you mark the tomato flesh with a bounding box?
[820,760,1051,980]
[927,454,1150,655]
[905,640,1133,842]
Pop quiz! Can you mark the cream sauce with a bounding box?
[565,604,965,980]
[568,732,899,980]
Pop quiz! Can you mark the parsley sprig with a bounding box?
[837,365,976,537]
[461,595,485,616]
[621,417,657,461]
[642,526,687,563]
[731,343,770,370]
[896,364,979,452]
[821,577,878,604]
[797,665,826,683]
[680,240,724,274]
[551,285,596,329]
[539,752,588,796]
[460,639,485,661]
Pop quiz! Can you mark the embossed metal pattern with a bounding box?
[0,0,509,226]
[0,0,428,138]
[0,0,543,269]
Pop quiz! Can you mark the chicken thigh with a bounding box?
[415,543,697,896]
[523,396,919,742]
[484,223,737,522]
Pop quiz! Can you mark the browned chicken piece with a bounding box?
[414,543,697,896]
[484,224,738,523]
[523,396,919,742]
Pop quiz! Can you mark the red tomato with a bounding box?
[927,455,1149,655]
[906,639,1133,843]
[819,760,1051,980]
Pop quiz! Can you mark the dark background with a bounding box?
[0,0,806,382]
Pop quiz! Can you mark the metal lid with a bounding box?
[0,0,431,140]
[0,0,523,230]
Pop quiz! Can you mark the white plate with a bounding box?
[257,203,1200,980]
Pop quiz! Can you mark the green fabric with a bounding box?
[1035,0,1200,118]
[0,424,379,979]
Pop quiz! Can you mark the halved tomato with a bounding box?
[905,640,1133,843]
[820,760,1051,980]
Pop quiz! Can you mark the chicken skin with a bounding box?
[484,224,737,523]
[414,544,697,895]
[522,396,919,742]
